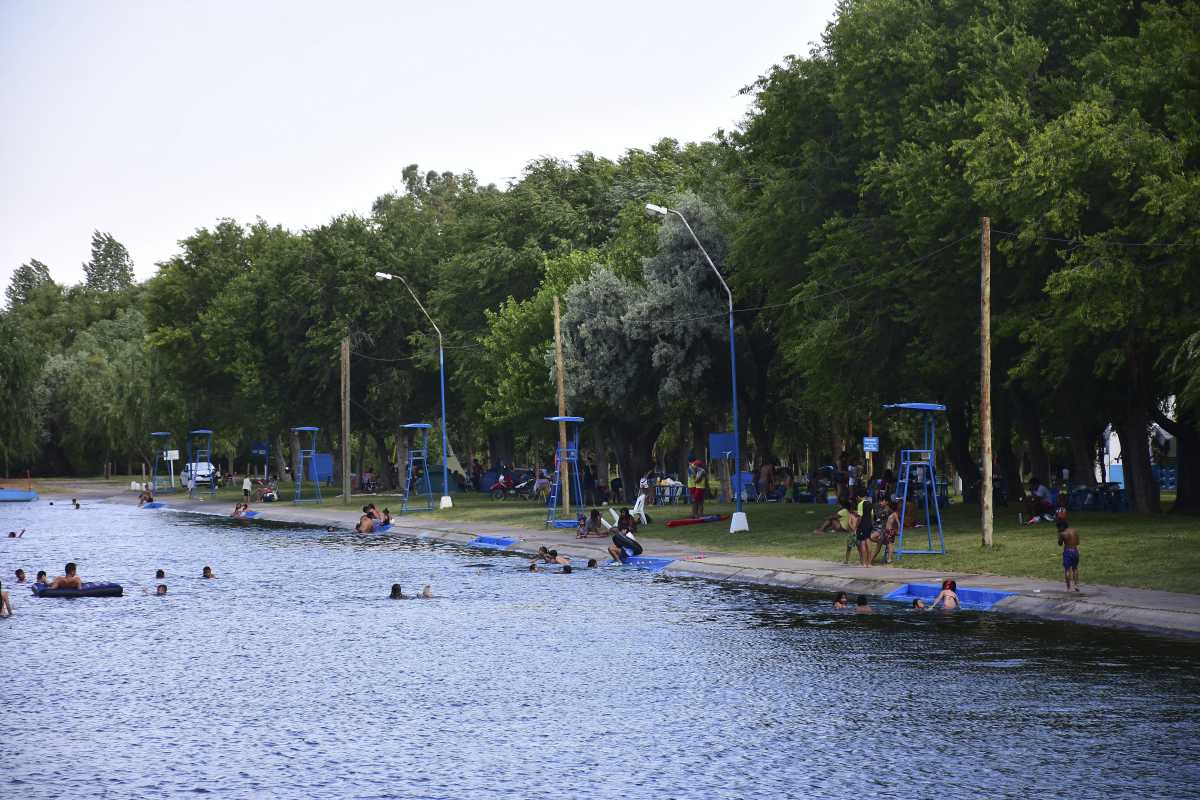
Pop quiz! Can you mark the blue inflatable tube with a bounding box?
[31,582,123,598]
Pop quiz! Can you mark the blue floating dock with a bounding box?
[619,556,676,572]
[883,583,1014,611]
[376,523,392,532]
[242,510,259,518]
[0,489,38,502]
[142,501,166,509]
[469,535,518,550]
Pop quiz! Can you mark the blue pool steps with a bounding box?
[883,583,1014,610]
[470,535,518,549]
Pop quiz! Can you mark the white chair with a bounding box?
[630,493,649,525]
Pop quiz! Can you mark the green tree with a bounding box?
[84,231,135,292]
[5,259,53,307]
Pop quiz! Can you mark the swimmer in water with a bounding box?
[48,562,83,590]
[145,584,168,595]
[930,579,961,610]
[0,581,11,617]
[389,584,405,599]
[7,529,25,538]
[855,595,874,614]
[36,570,47,584]
[201,566,215,579]
[325,526,337,532]
[14,569,27,583]
[833,591,849,610]
[548,549,570,565]
[528,562,539,573]
[562,565,573,575]
[155,569,166,579]
[912,598,927,611]
[587,558,598,568]
[355,514,375,534]
[419,585,433,598]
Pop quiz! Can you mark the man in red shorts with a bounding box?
[688,459,707,518]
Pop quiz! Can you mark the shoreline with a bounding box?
[52,489,1200,638]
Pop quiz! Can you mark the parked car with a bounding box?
[181,461,217,485]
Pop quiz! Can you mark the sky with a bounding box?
[0,0,839,291]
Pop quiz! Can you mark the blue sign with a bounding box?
[250,443,269,458]
[863,436,880,453]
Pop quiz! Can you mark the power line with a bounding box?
[991,229,1196,249]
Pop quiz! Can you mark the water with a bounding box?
[3,502,1199,799]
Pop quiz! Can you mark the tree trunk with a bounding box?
[1016,392,1050,483]
[1154,407,1200,514]
[945,395,980,493]
[274,433,288,480]
[1117,411,1160,513]
[1068,417,1099,488]
[290,428,302,482]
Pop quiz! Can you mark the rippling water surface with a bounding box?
[2,502,1198,799]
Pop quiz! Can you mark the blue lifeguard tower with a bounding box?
[401,423,434,512]
[150,431,178,493]
[882,402,946,557]
[186,429,217,497]
[546,416,585,529]
[291,426,323,503]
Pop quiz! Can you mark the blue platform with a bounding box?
[615,556,676,572]
[469,535,518,549]
[142,501,166,509]
[0,489,38,502]
[883,583,1014,611]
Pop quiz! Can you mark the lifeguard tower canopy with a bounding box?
[401,423,434,512]
[880,402,946,556]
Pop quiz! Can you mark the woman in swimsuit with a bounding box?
[930,579,961,610]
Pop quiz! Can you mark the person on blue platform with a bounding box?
[930,579,960,610]
[48,562,83,591]
[608,529,642,564]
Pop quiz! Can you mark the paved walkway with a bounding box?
[105,492,1200,638]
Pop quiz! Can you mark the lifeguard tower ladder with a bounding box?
[546,416,585,529]
[291,426,323,503]
[401,423,434,512]
[186,428,217,498]
[882,402,946,557]
[150,431,178,493]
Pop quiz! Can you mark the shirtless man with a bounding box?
[48,562,83,591]
[1057,520,1081,592]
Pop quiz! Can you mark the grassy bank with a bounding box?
[35,477,1200,593]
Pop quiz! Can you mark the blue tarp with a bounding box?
[883,583,1014,611]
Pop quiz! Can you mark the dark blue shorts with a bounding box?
[1063,548,1079,569]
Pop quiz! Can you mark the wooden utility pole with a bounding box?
[980,217,994,547]
[553,296,570,515]
[341,335,351,505]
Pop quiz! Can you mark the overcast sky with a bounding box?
[0,0,838,290]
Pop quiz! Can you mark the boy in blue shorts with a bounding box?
[1056,519,1080,592]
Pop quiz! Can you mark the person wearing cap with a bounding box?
[687,459,707,518]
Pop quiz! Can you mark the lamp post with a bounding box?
[645,203,749,533]
[375,271,453,510]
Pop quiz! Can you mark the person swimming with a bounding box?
[419,585,433,598]
[833,591,849,610]
[930,579,961,610]
[201,566,215,579]
[14,569,26,583]
[0,581,11,617]
[157,584,167,595]
[911,598,927,610]
[155,569,166,579]
[7,529,24,538]
[855,595,874,614]
[389,584,405,599]
[355,515,375,534]
[528,562,539,573]
[35,570,47,584]
[47,562,83,590]
[587,558,598,568]
[561,565,573,575]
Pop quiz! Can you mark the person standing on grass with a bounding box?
[1057,519,1081,592]
[688,460,707,518]
[242,474,253,502]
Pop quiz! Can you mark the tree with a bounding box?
[83,231,134,292]
[5,259,53,307]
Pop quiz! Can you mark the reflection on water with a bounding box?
[2,503,1198,799]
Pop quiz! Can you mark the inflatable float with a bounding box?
[0,489,38,502]
[612,531,644,557]
[141,501,166,509]
[31,582,123,598]
[665,514,730,528]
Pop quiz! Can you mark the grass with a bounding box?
[29,477,1200,593]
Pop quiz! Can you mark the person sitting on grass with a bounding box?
[581,508,606,538]
[930,579,960,610]
[817,498,857,535]
[1023,477,1054,525]
[1057,519,1081,592]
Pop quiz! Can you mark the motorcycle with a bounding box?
[490,475,535,500]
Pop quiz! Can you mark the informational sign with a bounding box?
[862,436,880,453]
[251,443,269,458]
[164,449,180,461]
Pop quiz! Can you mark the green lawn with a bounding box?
[410,493,1200,594]
[36,477,1200,594]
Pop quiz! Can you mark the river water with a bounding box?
[2,502,1198,799]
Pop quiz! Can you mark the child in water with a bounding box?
[930,579,960,610]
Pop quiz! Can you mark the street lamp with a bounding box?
[644,203,749,533]
[375,271,453,510]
